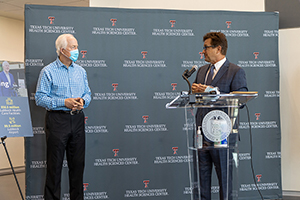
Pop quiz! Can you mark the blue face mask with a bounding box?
[69,49,79,62]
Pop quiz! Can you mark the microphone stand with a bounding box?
[182,69,192,94]
[1,136,25,200]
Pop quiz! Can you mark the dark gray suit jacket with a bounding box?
[194,59,248,127]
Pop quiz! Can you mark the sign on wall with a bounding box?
[0,61,33,138]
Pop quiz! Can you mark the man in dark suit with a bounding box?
[192,32,247,200]
[0,61,16,97]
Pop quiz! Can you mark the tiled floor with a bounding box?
[0,172,298,200]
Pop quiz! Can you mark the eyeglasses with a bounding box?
[203,45,217,50]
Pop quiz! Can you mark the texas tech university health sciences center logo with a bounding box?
[48,16,55,24]
[81,183,109,199]
[169,20,176,27]
[124,115,168,133]
[110,18,117,26]
[124,180,169,198]
[226,21,232,28]
[80,50,87,58]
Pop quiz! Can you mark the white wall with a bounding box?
[90,0,264,11]
[279,28,300,192]
[0,16,24,62]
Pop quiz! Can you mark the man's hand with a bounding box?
[65,98,84,111]
[75,97,84,110]
[192,83,209,93]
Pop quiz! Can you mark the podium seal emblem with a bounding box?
[202,110,232,142]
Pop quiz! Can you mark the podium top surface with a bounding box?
[166,91,258,109]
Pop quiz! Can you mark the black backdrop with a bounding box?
[25,5,281,200]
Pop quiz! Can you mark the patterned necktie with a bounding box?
[206,65,215,85]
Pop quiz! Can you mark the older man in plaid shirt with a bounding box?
[35,34,91,200]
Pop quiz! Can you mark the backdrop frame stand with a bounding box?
[1,136,25,200]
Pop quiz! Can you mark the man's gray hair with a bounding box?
[2,61,9,67]
[55,34,75,56]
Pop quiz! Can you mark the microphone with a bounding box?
[182,65,198,94]
[184,65,198,78]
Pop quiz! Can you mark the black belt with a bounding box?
[48,110,83,115]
